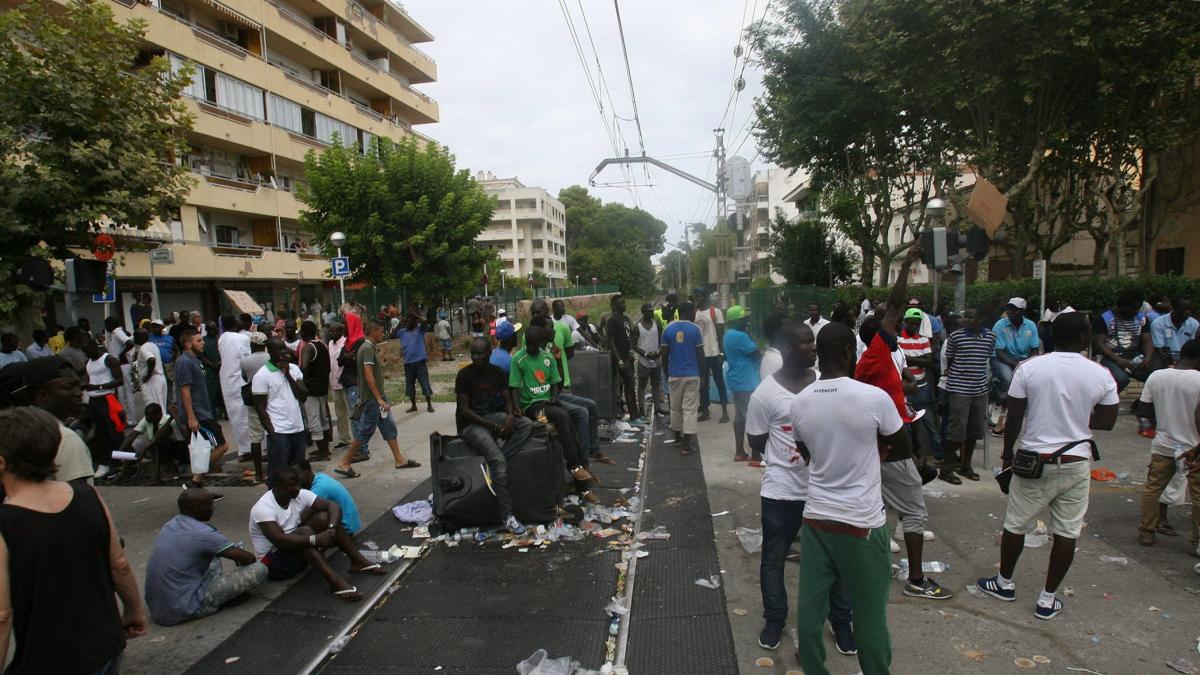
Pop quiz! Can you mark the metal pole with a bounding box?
[954,267,966,315]
[1039,260,1047,322]
[932,268,940,316]
[336,245,346,308]
[149,255,161,320]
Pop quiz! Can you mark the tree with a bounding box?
[558,186,666,298]
[658,249,688,292]
[300,137,494,302]
[769,214,856,287]
[0,0,194,323]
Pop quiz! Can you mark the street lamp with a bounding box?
[330,231,347,308]
[591,277,598,295]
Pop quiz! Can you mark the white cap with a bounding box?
[1006,297,1027,310]
[497,308,507,316]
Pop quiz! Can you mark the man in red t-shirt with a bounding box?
[854,245,951,600]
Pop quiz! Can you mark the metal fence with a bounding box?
[746,285,838,336]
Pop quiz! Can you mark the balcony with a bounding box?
[188,172,302,220]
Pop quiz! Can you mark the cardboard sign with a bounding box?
[222,289,264,315]
[964,176,1008,236]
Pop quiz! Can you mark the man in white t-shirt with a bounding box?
[1135,339,1200,547]
[805,303,831,339]
[249,465,384,599]
[759,314,785,380]
[693,289,729,422]
[790,322,909,674]
[251,338,308,488]
[748,320,854,655]
[977,312,1119,621]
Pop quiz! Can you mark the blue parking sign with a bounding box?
[331,256,350,278]
[92,276,116,303]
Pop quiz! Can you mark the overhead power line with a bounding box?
[612,0,646,157]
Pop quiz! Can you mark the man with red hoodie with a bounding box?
[854,244,951,600]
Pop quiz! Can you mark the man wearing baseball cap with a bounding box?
[723,305,761,464]
[992,297,1042,435]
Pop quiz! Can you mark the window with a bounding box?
[270,94,303,133]
[215,226,241,246]
[1156,247,1185,276]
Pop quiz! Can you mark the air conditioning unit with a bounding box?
[217,21,239,41]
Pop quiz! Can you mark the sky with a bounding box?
[404,0,771,256]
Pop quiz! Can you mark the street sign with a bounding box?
[331,256,350,278]
[1032,259,1045,280]
[92,275,116,303]
[150,248,174,264]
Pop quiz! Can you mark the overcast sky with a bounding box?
[405,0,771,255]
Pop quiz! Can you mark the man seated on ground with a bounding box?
[1151,298,1198,369]
[456,337,534,534]
[116,402,187,479]
[573,312,602,350]
[145,489,267,626]
[297,459,362,536]
[249,465,386,601]
[510,324,600,504]
[991,297,1041,435]
[490,321,521,374]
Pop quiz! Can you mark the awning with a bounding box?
[96,216,174,242]
[199,0,261,29]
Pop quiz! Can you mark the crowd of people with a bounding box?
[0,272,1196,673]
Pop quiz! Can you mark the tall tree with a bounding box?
[558,186,666,298]
[300,137,494,302]
[0,0,193,323]
[769,214,857,287]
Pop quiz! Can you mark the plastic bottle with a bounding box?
[359,549,393,564]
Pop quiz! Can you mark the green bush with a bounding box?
[834,275,1200,315]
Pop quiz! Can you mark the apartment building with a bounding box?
[740,167,810,284]
[476,172,568,282]
[13,0,438,325]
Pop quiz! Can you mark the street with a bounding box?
[95,351,1200,675]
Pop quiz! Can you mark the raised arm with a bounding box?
[883,244,923,335]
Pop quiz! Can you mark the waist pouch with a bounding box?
[1011,440,1098,479]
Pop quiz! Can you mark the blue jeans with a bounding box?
[558,392,600,456]
[761,496,853,632]
[353,398,398,444]
[991,358,1015,404]
[909,383,941,461]
[1100,356,1132,392]
[266,430,306,487]
[404,360,432,399]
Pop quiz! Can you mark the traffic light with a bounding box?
[918,228,959,269]
[965,228,990,260]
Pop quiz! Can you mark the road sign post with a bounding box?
[1032,259,1047,321]
[331,255,349,307]
[92,275,116,304]
[148,248,173,319]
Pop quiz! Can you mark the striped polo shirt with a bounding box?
[944,327,996,396]
[897,328,932,384]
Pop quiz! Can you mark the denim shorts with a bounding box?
[353,398,398,443]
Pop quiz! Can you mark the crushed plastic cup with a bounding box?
[638,525,671,541]
[1100,555,1128,566]
[328,635,350,654]
[605,596,630,616]
[895,559,949,576]
[516,649,578,675]
[735,527,763,554]
[694,575,721,589]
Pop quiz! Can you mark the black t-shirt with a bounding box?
[454,363,508,423]
[606,312,633,358]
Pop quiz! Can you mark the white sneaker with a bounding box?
[890,539,901,553]
[93,465,110,479]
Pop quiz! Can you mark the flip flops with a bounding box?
[350,563,386,576]
[333,586,362,601]
[395,459,422,469]
[334,467,360,479]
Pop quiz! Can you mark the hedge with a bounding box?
[834,275,1200,316]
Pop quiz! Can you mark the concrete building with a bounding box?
[740,166,810,284]
[476,172,568,282]
[9,0,438,325]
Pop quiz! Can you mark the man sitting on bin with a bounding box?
[456,336,533,535]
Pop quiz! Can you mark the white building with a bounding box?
[742,166,811,284]
[476,172,568,281]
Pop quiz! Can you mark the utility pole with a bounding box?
[713,128,731,307]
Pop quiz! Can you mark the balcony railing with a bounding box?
[350,50,380,72]
[354,102,384,121]
[270,0,327,41]
[283,69,333,97]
